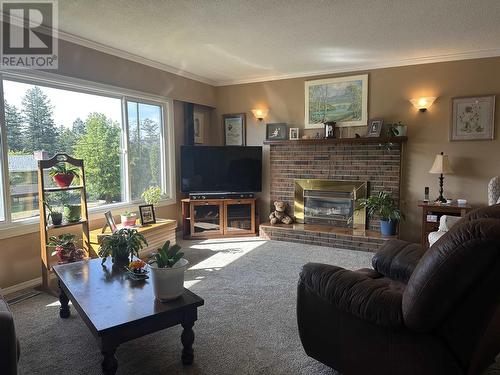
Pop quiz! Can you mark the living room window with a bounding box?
[0,73,174,226]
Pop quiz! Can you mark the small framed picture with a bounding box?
[324,121,336,139]
[289,127,299,140]
[139,204,156,225]
[194,111,204,144]
[367,118,383,137]
[223,113,246,146]
[266,123,288,140]
[104,211,117,233]
[450,95,495,141]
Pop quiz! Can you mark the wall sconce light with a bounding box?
[410,97,437,112]
[251,108,269,122]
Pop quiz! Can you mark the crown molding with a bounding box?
[216,48,500,86]
[56,30,218,86]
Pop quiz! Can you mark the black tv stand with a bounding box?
[189,192,255,200]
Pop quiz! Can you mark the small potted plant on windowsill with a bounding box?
[148,240,188,302]
[120,211,138,227]
[48,233,85,264]
[354,191,404,236]
[49,163,79,188]
[98,228,148,266]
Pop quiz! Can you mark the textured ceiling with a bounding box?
[58,0,500,85]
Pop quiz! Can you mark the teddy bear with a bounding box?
[269,201,293,225]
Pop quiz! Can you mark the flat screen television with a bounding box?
[181,146,262,193]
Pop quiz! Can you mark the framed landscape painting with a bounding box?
[305,74,368,128]
[450,95,495,141]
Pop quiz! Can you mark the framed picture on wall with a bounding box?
[266,123,288,141]
[450,95,495,141]
[367,118,383,137]
[194,111,205,144]
[305,74,368,129]
[223,113,246,145]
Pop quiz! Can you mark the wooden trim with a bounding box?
[263,136,407,145]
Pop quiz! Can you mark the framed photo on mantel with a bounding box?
[223,113,246,146]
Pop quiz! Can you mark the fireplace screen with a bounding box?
[294,179,367,229]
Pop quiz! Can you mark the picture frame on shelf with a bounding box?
[223,113,246,146]
[367,118,383,137]
[305,74,368,129]
[139,204,156,225]
[194,111,205,144]
[289,127,299,140]
[103,211,117,233]
[324,121,336,139]
[450,95,495,141]
[266,123,288,141]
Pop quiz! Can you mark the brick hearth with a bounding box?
[262,137,406,251]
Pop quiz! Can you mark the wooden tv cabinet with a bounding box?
[181,198,257,239]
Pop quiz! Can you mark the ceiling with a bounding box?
[57,0,500,86]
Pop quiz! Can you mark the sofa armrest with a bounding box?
[299,262,404,328]
[0,299,18,375]
[371,239,425,283]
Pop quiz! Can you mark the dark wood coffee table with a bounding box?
[52,257,204,374]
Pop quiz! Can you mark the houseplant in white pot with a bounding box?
[120,211,138,227]
[148,240,188,302]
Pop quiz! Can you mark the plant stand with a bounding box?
[38,153,95,293]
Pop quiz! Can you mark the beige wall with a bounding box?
[214,57,500,243]
[0,39,216,290]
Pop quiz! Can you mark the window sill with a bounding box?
[0,198,177,240]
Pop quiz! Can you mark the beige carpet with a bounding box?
[9,237,500,374]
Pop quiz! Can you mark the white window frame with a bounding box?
[0,70,176,239]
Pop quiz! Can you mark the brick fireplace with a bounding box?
[259,137,405,252]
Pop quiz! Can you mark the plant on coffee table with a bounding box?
[148,241,188,301]
[354,191,404,236]
[98,228,148,265]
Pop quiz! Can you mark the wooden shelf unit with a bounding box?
[182,198,257,239]
[38,154,95,292]
[418,201,473,248]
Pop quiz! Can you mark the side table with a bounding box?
[418,201,473,248]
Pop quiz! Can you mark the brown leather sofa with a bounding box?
[0,289,19,375]
[297,205,500,375]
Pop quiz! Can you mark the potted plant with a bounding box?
[354,192,404,236]
[49,163,79,188]
[387,121,407,137]
[64,204,81,223]
[148,240,188,302]
[44,201,63,225]
[48,234,85,263]
[120,211,137,227]
[98,228,148,265]
[142,186,161,206]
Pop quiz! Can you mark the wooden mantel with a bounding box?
[263,136,407,145]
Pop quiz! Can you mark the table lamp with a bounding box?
[429,152,453,203]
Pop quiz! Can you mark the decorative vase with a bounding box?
[50,212,63,225]
[380,219,397,236]
[52,173,74,188]
[64,204,81,222]
[150,258,189,302]
[121,214,137,227]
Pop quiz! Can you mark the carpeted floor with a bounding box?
[10,237,500,374]
[11,238,372,375]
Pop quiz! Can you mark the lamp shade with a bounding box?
[429,152,453,174]
[251,108,269,120]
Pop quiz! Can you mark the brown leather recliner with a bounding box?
[0,289,19,375]
[297,205,500,375]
